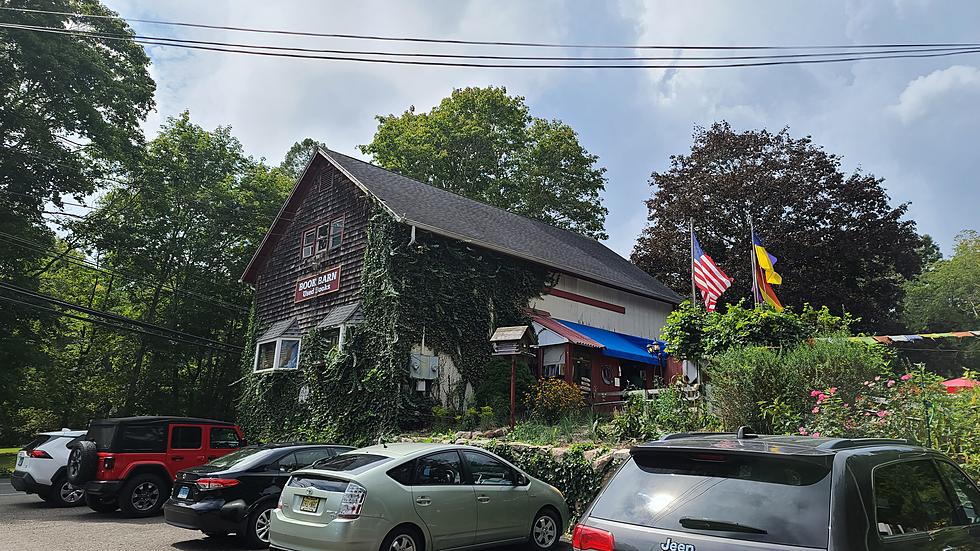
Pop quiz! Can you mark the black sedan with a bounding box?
[163,443,353,548]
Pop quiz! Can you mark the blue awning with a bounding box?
[557,319,665,364]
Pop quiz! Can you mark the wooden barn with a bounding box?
[240,148,683,408]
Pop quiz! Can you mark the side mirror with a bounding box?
[515,474,528,486]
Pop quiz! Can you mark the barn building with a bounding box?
[241,148,682,408]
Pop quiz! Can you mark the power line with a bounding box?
[3,5,979,51]
[4,23,980,69]
[2,22,976,63]
[0,281,244,352]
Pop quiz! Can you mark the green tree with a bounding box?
[915,234,944,269]
[360,86,609,239]
[0,0,153,442]
[632,122,922,332]
[280,138,327,180]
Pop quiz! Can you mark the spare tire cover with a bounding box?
[67,440,98,485]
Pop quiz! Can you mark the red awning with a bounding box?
[941,377,978,393]
[531,314,602,348]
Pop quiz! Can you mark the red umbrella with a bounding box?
[941,377,978,393]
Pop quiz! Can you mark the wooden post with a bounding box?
[509,355,517,429]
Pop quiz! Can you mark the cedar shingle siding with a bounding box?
[253,163,371,332]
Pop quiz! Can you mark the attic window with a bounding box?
[302,229,316,258]
[315,224,330,254]
[329,217,344,250]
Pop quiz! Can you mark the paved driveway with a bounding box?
[0,480,572,551]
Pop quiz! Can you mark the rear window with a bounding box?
[21,435,53,451]
[287,475,350,493]
[87,424,117,452]
[590,451,832,548]
[206,447,273,469]
[311,453,390,473]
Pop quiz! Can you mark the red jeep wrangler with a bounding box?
[67,416,245,517]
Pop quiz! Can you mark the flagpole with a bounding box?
[748,212,759,309]
[690,219,697,307]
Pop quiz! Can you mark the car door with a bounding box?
[935,459,980,549]
[412,450,477,550]
[167,424,205,478]
[461,450,529,544]
[871,458,962,551]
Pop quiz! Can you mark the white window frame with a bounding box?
[302,229,316,258]
[253,338,302,372]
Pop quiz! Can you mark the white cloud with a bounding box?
[890,65,980,123]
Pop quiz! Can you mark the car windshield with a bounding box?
[206,447,272,469]
[590,450,833,548]
[310,453,391,473]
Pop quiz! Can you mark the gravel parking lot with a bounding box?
[0,480,572,551]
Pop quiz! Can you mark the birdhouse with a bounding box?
[489,325,535,356]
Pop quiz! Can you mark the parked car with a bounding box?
[573,428,980,551]
[10,429,87,507]
[269,443,569,551]
[164,443,354,548]
[67,416,246,517]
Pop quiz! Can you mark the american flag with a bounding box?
[692,232,733,312]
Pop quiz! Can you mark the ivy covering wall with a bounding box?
[237,207,551,445]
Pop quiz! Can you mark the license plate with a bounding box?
[177,486,190,499]
[299,495,319,513]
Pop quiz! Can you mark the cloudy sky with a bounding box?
[104,0,980,257]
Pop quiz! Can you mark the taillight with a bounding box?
[572,524,615,551]
[337,482,367,519]
[29,450,52,459]
[196,478,240,491]
[103,456,114,469]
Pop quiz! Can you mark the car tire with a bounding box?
[41,476,86,507]
[85,492,119,513]
[67,440,98,485]
[118,474,168,517]
[238,504,274,549]
[380,526,424,551]
[528,509,561,551]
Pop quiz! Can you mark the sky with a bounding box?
[104,0,980,258]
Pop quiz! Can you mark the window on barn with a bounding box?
[302,229,316,258]
[254,339,302,372]
[329,217,344,250]
[315,224,330,254]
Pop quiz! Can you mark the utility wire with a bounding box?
[3,5,979,51]
[0,281,244,352]
[2,22,976,62]
[4,23,980,69]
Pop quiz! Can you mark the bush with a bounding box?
[707,339,892,431]
[473,359,535,424]
[525,379,585,424]
[608,383,713,442]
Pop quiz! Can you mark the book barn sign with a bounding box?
[294,266,341,303]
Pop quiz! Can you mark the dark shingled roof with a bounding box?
[257,317,300,342]
[242,148,681,304]
[316,302,363,329]
[321,149,681,304]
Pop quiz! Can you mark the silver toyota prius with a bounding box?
[269,443,569,551]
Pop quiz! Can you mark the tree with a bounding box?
[280,138,327,180]
[0,0,153,442]
[632,122,922,332]
[360,86,609,239]
[916,234,944,269]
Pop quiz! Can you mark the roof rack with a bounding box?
[816,438,908,450]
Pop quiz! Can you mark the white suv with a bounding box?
[11,429,87,507]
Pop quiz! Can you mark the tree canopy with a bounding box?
[360,86,609,239]
[280,137,327,180]
[632,122,922,332]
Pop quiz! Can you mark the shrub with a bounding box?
[525,379,585,424]
[473,359,535,423]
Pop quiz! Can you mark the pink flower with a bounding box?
[877,410,888,418]
[810,390,821,397]
[798,427,808,435]
[829,387,838,395]
[817,393,828,403]
[887,380,896,387]
[812,432,821,438]
[812,406,820,414]
[875,376,881,381]
[901,374,913,381]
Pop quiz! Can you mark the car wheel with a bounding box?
[85,492,119,513]
[41,476,86,507]
[381,526,424,551]
[238,504,274,549]
[119,474,168,517]
[67,440,98,485]
[529,509,561,551]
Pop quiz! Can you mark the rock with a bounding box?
[592,452,614,472]
[583,448,603,463]
[551,447,569,459]
[454,431,473,440]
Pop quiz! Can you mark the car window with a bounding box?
[311,453,391,473]
[209,427,241,449]
[294,448,335,469]
[590,451,833,548]
[206,447,271,469]
[87,424,118,452]
[936,461,980,525]
[415,451,463,486]
[119,424,166,453]
[22,434,52,451]
[463,451,513,485]
[388,460,415,485]
[170,426,203,450]
[874,459,956,537]
[275,452,300,472]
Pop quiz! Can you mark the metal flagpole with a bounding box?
[690,219,697,307]
[748,212,759,308]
